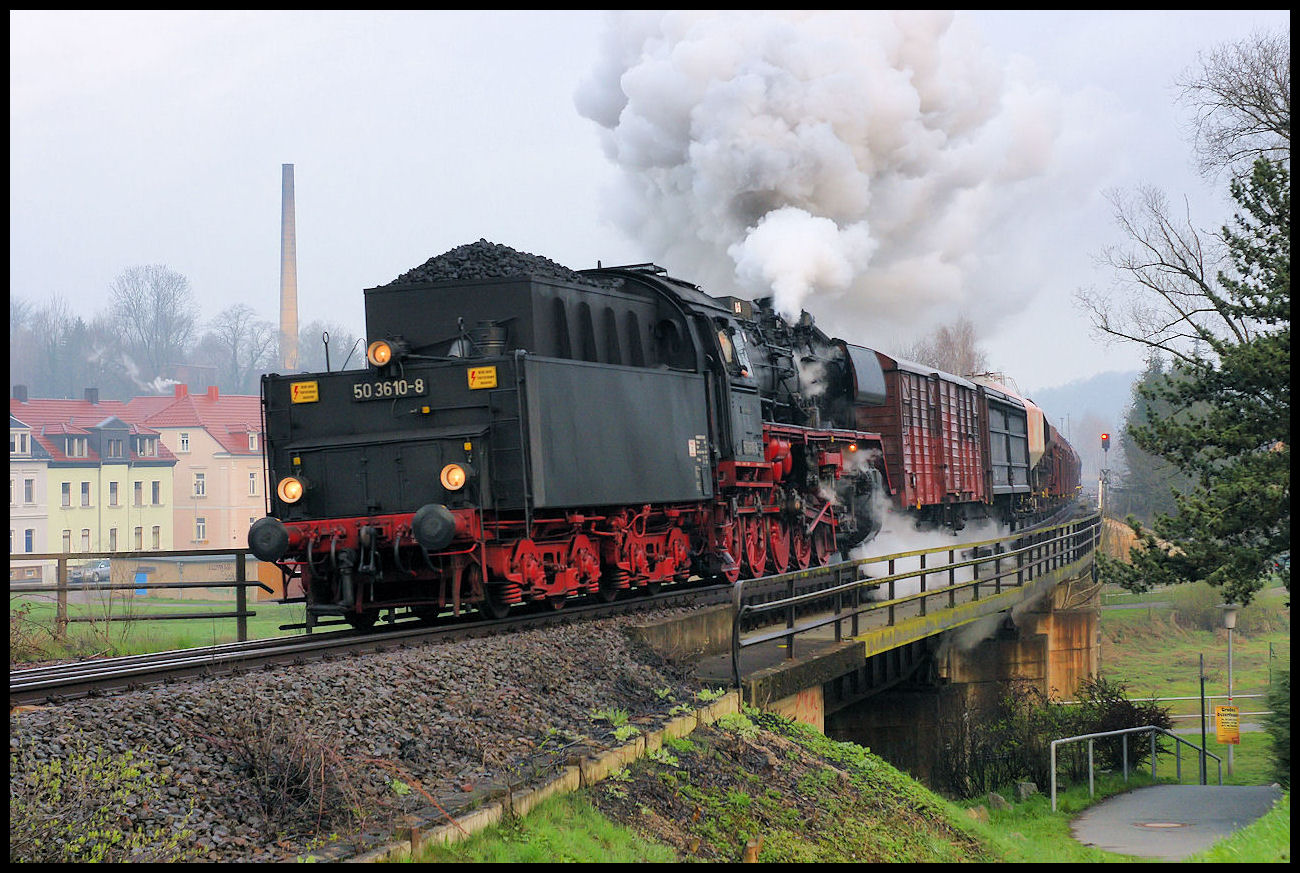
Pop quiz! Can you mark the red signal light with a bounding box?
[1101,433,1111,451]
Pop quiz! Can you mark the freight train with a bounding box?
[249,241,1081,628]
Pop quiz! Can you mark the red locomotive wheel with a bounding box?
[812,524,837,566]
[718,517,742,584]
[665,527,691,582]
[742,514,768,578]
[568,534,602,594]
[767,517,791,574]
[790,523,813,570]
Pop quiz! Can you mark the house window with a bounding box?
[68,437,87,457]
[134,527,143,550]
[62,530,71,552]
[109,481,119,506]
[151,526,161,549]
[249,472,258,496]
[249,433,259,451]
[152,481,161,505]
[107,439,123,458]
[179,432,190,452]
[25,529,34,552]
[193,472,206,497]
[81,481,91,507]
[195,517,206,542]
[80,529,90,551]
[109,528,117,551]
[10,432,30,454]
[24,479,34,503]
[138,437,156,457]
[61,482,71,507]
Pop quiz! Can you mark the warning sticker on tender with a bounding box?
[467,366,497,390]
[290,381,319,403]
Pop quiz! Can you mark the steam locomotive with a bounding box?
[249,241,1080,629]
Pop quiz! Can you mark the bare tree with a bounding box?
[1177,29,1290,180]
[201,304,278,394]
[897,316,990,376]
[1075,186,1254,365]
[108,265,199,379]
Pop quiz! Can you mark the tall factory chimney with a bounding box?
[279,163,299,370]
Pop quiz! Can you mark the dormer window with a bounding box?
[9,431,30,455]
[67,437,88,458]
[137,436,157,457]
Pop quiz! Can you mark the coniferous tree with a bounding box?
[1107,158,1289,605]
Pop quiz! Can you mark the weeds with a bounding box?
[208,703,368,838]
[9,735,199,862]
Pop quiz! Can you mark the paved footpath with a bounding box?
[1070,785,1283,860]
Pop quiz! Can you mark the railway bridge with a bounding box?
[633,510,1103,782]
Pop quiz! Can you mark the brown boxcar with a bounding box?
[852,350,986,512]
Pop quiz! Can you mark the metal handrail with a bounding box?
[1049,725,1223,811]
[729,511,1101,686]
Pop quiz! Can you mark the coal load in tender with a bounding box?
[386,239,599,287]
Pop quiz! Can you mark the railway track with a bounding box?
[9,580,733,708]
[12,509,1091,709]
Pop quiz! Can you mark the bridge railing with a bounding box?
[729,511,1102,687]
[1049,725,1222,811]
[9,547,274,643]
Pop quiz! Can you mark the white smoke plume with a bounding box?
[575,10,1097,346]
[853,498,1011,603]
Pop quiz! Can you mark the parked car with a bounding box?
[70,558,112,584]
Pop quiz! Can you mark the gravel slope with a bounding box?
[10,611,704,862]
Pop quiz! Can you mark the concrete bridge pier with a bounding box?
[824,569,1101,786]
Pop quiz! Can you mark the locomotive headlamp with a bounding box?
[277,475,306,504]
[440,463,471,491]
[367,338,410,367]
[848,443,858,452]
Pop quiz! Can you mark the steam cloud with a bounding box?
[576,10,1092,347]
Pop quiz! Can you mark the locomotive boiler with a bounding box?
[249,241,1079,628]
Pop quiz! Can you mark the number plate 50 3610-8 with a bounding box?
[352,378,428,401]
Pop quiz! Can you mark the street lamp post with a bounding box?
[1220,602,1240,777]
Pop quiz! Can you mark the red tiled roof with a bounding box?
[141,388,263,456]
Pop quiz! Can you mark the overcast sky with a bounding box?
[9,9,1289,394]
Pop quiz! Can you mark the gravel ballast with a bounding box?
[10,612,707,862]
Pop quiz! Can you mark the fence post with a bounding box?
[1150,731,1157,780]
[55,556,69,638]
[1050,741,1058,812]
[1123,733,1129,782]
[235,553,248,642]
[918,553,927,617]
[1088,739,1095,799]
[785,573,795,660]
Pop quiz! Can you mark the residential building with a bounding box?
[135,384,267,550]
[10,414,50,580]
[8,390,178,578]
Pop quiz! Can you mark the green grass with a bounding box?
[10,593,309,661]
[1098,584,1289,722]
[395,792,677,863]
[1188,791,1290,863]
[948,773,1159,863]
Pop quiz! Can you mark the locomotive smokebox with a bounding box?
[412,503,457,551]
[249,516,290,562]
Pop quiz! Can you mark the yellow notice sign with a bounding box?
[1215,705,1240,744]
[290,381,319,403]
[467,366,497,390]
